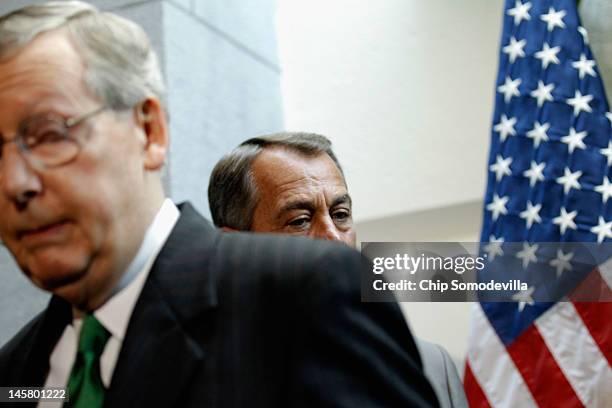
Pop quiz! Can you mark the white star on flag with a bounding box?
[600,141,612,166]
[498,76,522,103]
[556,167,582,194]
[516,243,539,268]
[484,235,504,261]
[572,54,597,79]
[526,121,550,147]
[553,207,578,235]
[591,216,612,244]
[607,112,612,125]
[486,194,509,221]
[523,161,546,187]
[503,36,527,63]
[578,26,589,44]
[595,177,612,203]
[561,127,587,153]
[535,43,561,69]
[566,90,593,116]
[549,249,573,277]
[507,0,532,26]
[512,286,535,312]
[540,7,566,32]
[530,80,555,107]
[489,155,513,181]
[519,201,542,229]
[494,114,517,141]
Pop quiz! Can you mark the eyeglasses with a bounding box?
[0,106,107,168]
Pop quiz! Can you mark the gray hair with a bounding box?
[208,132,345,230]
[0,1,165,110]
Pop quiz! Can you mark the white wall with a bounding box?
[276,0,505,364]
[277,0,505,222]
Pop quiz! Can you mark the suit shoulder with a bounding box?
[417,339,458,377]
[213,231,365,290]
[416,339,466,408]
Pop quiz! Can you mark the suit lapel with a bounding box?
[104,203,219,407]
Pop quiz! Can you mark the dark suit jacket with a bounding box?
[0,203,439,407]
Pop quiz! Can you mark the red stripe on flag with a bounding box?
[570,269,612,366]
[507,325,584,408]
[572,301,612,366]
[463,361,492,408]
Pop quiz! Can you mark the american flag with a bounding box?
[463,0,612,407]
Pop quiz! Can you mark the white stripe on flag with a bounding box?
[535,302,612,408]
[467,303,538,408]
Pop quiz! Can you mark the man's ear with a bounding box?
[221,226,239,233]
[137,98,168,171]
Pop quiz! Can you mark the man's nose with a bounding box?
[0,145,42,208]
[311,216,342,242]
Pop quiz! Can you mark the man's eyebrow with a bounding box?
[331,194,352,208]
[276,194,352,220]
[277,200,316,218]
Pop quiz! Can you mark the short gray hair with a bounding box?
[0,1,165,110]
[208,132,345,230]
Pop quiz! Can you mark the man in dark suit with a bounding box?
[0,2,438,407]
[208,132,468,408]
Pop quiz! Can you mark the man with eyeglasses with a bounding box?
[0,2,438,408]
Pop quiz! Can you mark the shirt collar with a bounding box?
[72,199,179,341]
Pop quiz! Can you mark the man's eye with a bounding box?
[25,129,65,148]
[332,210,351,223]
[36,130,65,144]
[287,216,310,228]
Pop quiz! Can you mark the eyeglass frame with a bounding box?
[0,105,108,169]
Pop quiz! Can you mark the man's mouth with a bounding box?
[18,220,71,246]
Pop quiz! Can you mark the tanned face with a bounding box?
[249,147,356,247]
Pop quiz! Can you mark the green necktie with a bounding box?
[65,314,111,408]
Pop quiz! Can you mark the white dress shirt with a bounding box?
[38,199,179,408]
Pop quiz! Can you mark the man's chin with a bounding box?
[24,253,90,299]
[27,260,115,312]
